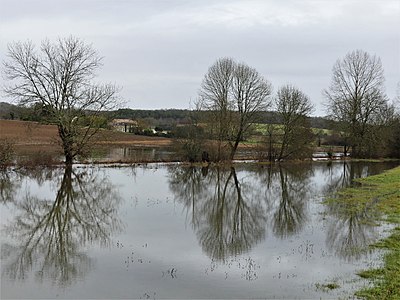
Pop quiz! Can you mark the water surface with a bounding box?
[1,161,398,299]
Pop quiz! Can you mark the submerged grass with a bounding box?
[327,166,400,299]
[315,282,340,292]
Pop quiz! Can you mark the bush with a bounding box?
[175,139,203,162]
[0,139,15,168]
[16,151,59,168]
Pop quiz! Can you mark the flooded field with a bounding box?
[89,146,176,163]
[1,161,398,299]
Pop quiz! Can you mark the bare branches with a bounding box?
[199,57,235,112]
[324,50,389,157]
[277,85,313,124]
[325,50,385,121]
[197,57,272,160]
[3,37,108,109]
[232,62,272,124]
[2,37,120,164]
[276,84,314,160]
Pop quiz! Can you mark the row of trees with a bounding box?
[2,37,399,164]
[180,51,399,162]
[181,57,314,162]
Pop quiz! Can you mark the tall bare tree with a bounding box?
[2,37,120,165]
[198,58,272,161]
[198,58,235,161]
[324,50,388,157]
[275,84,314,160]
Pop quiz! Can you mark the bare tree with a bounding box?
[2,37,120,165]
[230,63,273,160]
[324,50,388,158]
[275,84,314,160]
[198,58,272,161]
[198,58,235,161]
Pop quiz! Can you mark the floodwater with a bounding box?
[88,146,257,163]
[89,146,175,163]
[0,161,398,299]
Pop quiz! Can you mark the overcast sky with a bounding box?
[0,0,399,116]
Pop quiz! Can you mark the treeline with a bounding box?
[174,54,400,162]
[2,100,398,161]
[0,102,336,131]
[109,109,336,129]
[2,45,399,163]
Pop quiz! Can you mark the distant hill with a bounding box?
[109,108,336,130]
[0,102,43,121]
[0,102,17,119]
[0,102,336,130]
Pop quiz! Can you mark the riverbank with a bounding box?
[325,166,400,299]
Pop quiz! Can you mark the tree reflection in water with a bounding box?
[169,162,387,264]
[322,162,383,261]
[0,171,20,204]
[271,164,310,238]
[325,201,379,261]
[321,161,396,194]
[169,166,266,262]
[1,166,122,286]
[256,164,311,239]
[169,164,314,261]
[322,161,365,194]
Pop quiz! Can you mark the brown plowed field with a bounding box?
[0,120,173,147]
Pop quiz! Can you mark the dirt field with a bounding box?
[0,120,175,163]
[0,120,173,147]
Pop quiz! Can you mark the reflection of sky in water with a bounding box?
[1,161,397,299]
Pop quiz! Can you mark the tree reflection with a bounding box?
[169,166,207,229]
[322,162,390,261]
[322,162,363,195]
[169,166,266,261]
[1,166,122,286]
[272,165,308,238]
[324,197,379,261]
[0,171,19,204]
[322,161,397,195]
[260,164,311,239]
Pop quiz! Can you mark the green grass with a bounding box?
[327,166,400,299]
[253,123,333,135]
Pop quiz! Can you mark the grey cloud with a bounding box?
[1,0,399,115]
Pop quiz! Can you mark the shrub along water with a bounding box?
[0,139,15,168]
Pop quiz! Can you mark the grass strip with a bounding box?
[327,166,400,299]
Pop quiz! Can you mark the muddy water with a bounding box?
[0,161,398,299]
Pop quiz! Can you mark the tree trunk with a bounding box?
[229,140,240,161]
[59,125,75,166]
[65,153,74,166]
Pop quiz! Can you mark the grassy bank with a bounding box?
[326,166,400,299]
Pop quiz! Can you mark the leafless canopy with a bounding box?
[276,84,313,124]
[198,57,272,160]
[3,36,120,164]
[324,50,388,156]
[275,84,314,160]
